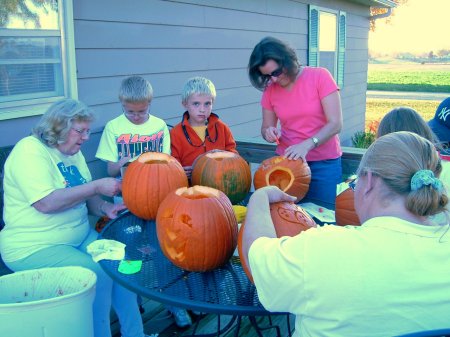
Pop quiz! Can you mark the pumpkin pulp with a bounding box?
[267,168,294,192]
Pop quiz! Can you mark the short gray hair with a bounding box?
[32,98,94,147]
[181,77,216,104]
[119,76,153,103]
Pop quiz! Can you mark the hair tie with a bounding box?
[410,170,443,192]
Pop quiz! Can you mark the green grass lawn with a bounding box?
[367,63,450,92]
[365,98,440,130]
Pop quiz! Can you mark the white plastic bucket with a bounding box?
[0,266,97,337]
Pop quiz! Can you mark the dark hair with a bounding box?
[377,107,438,143]
[248,36,300,91]
[358,131,447,217]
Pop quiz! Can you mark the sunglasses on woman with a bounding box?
[262,66,283,80]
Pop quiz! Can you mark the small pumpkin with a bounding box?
[156,185,238,272]
[122,152,188,220]
[335,188,361,226]
[253,156,311,202]
[191,150,251,204]
[237,201,316,283]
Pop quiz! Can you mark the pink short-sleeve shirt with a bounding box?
[261,66,342,161]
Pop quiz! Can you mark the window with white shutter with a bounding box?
[308,5,346,87]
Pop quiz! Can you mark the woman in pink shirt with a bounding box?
[248,36,343,207]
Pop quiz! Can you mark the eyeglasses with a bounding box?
[262,67,284,80]
[122,106,149,118]
[348,177,358,191]
[71,127,91,137]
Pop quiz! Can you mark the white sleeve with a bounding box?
[249,235,307,314]
[95,123,119,162]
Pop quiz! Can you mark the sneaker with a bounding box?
[170,307,192,328]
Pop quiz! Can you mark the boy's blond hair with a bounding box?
[119,76,153,103]
[181,77,216,104]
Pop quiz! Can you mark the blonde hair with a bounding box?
[181,77,216,104]
[119,76,153,103]
[32,99,94,147]
[358,131,447,217]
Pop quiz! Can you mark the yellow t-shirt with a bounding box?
[192,125,207,142]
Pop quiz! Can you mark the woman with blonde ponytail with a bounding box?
[242,131,450,337]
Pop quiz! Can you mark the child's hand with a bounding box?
[184,166,193,179]
[119,156,131,167]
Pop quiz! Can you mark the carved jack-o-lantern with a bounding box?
[156,185,238,272]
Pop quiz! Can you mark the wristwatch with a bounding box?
[311,137,319,148]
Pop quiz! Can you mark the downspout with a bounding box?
[370,7,392,20]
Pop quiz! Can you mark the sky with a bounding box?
[369,0,450,54]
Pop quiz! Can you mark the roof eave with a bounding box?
[350,0,397,8]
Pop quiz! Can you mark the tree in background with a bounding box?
[0,0,57,28]
[370,0,408,31]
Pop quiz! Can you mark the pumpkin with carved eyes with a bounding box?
[156,185,238,272]
[191,150,251,204]
[335,188,361,226]
[237,201,316,283]
[253,156,311,202]
[122,152,188,220]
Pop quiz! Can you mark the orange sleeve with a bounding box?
[223,123,238,153]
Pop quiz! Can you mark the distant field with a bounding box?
[365,98,440,131]
[367,63,450,92]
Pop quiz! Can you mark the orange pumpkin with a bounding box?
[122,152,188,220]
[191,151,251,204]
[156,185,238,272]
[335,188,361,226]
[237,201,316,283]
[253,156,311,202]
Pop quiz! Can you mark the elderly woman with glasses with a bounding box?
[0,99,152,337]
[242,131,450,336]
[248,36,343,206]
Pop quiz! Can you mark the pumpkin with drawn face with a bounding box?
[237,201,316,283]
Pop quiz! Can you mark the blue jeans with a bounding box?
[5,229,144,337]
[303,157,342,209]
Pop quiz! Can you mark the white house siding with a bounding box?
[0,0,372,180]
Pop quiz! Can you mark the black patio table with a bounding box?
[98,210,293,337]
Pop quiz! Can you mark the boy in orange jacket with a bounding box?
[170,76,237,178]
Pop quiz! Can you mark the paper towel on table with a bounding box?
[87,239,126,262]
[299,202,336,223]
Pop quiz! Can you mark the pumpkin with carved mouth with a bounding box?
[156,185,238,272]
[122,152,188,220]
[253,156,311,202]
[237,201,316,283]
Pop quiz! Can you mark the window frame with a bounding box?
[0,0,77,121]
[308,5,346,87]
